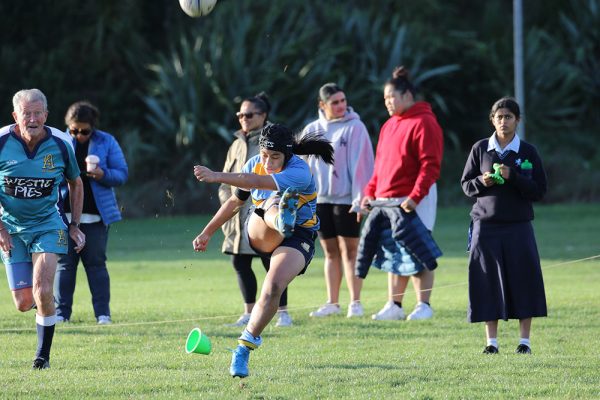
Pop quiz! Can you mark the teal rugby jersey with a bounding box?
[0,125,80,233]
[241,154,319,232]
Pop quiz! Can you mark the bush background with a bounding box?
[1,0,598,217]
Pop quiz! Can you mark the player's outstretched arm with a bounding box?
[193,195,245,252]
[194,165,277,191]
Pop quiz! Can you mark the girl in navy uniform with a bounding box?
[461,97,547,354]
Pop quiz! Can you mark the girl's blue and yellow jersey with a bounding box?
[241,154,319,232]
[0,126,80,233]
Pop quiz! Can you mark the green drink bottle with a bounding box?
[521,159,532,178]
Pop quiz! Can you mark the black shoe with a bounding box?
[32,357,50,370]
[515,344,532,354]
[483,345,499,354]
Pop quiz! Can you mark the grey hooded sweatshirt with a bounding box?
[302,107,374,212]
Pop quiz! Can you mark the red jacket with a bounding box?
[364,101,443,203]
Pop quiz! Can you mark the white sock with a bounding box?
[487,338,498,348]
[36,313,57,326]
[519,338,530,347]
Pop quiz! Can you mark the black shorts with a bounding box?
[249,226,317,275]
[317,203,361,239]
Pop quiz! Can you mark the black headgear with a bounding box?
[259,124,294,155]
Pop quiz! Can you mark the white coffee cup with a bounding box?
[85,155,100,172]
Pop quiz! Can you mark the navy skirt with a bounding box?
[467,220,547,323]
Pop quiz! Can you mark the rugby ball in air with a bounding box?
[179,0,217,17]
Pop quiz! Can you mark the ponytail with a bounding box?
[259,123,334,165]
[292,132,334,164]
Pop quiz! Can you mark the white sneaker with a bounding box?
[347,302,364,318]
[275,310,293,327]
[309,303,341,317]
[97,315,112,325]
[371,301,406,320]
[225,313,251,327]
[56,316,69,323]
[407,302,433,320]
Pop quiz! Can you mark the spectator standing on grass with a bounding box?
[358,66,444,321]
[303,83,374,318]
[219,92,292,328]
[54,101,128,325]
[0,89,85,369]
[193,123,333,378]
[461,97,547,354]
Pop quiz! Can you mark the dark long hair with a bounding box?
[259,124,334,165]
[292,131,334,164]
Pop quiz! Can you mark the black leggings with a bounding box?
[231,254,288,307]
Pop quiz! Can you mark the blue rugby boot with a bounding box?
[230,345,251,378]
[276,187,299,238]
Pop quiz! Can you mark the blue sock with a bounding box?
[35,314,56,360]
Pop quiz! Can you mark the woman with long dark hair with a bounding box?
[461,97,547,354]
[193,123,333,378]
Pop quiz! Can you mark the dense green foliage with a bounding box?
[1,204,599,398]
[1,0,598,215]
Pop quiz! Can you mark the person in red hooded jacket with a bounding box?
[359,66,443,321]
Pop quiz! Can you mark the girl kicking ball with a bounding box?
[461,97,547,355]
[193,123,333,377]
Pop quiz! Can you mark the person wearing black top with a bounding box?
[461,97,547,355]
[55,101,128,325]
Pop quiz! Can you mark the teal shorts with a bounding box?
[2,229,68,290]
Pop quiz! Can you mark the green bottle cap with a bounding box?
[521,159,532,170]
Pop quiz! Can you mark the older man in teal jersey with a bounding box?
[0,89,84,369]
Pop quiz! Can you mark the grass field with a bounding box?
[1,204,599,399]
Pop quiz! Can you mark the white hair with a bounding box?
[12,89,48,113]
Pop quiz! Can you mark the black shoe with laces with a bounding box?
[32,357,50,370]
[483,345,499,354]
[515,344,532,354]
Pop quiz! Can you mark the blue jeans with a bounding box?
[55,222,110,319]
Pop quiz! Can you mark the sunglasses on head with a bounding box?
[236,111,263,119]
[69,128,93,136]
